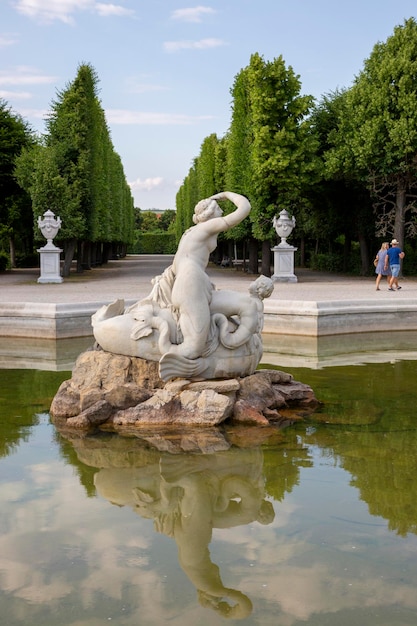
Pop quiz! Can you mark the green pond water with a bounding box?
[0,361,417,626]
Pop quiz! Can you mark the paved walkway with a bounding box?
[1,254,416,304]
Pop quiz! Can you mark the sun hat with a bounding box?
[391,238,399,244]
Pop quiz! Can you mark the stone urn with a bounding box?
[38,209,62,249]
[37,209,63,283]
[273,209,296,247]
[271,209,297,282]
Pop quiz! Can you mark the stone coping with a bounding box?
[2,297,417,340]
[0,300,135,339]
[263,298,417,335]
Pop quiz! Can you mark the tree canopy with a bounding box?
[175,53,318,273]
[0,100,34,266]
[15,63,134,276]
[326,17,417,247]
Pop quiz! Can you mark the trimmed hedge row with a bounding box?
[129,232,177,255]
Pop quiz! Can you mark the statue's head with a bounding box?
[249,275,274,300]
[193,198,222,224]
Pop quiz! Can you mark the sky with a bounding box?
[1,1,417,211]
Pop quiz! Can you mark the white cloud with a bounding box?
[129,177,164,192]
[95,3,135,17]
[0,34,19,46]
[106,109,214,125]
[125,79,169,95]
[0,90,32,99]
[12,107,49,120]
[164,38,227,53]
[0,66,57,86]
[12,0,91,24]
[12,0,134,24]
[171,6,216,23]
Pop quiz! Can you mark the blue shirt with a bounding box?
[386,246,403,265]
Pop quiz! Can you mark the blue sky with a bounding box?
[1,1,417,211]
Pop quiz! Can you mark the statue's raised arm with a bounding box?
[207,191,251,230]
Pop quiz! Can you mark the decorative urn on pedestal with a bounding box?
[38,210,62,249]
[37,209,63,283]
[271,209,297,282]
[273,209,296,247]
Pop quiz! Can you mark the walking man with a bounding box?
[384,239,405,291]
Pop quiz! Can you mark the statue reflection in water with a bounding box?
[92,446,275,619]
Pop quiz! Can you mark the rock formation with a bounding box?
[50,346,319,433]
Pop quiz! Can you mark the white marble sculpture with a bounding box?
[92,192,274,382]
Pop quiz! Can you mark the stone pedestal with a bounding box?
[38,246,63,283]
[272,244,298,283]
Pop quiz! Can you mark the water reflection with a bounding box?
[62,433,280,619]
[299,418,417,536]
[263,329,417,368]
[0,336,94,371]
[278,360,417,539]
[1,365,417,624]
[2,330,417,371]
[0,369,68,457]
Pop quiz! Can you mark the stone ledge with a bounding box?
[0,300,135,339]
[263,298,417,336]
[3,298,417,340]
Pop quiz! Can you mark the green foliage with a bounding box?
[15,252,39,268]
[159,209,176,232]
[139,210,160,233]
[214,136,228,191]
[310,252,344,273]
[175,52,319,256]
[349,19,417,174]
[6,24,417,276]
[309,250,362,275]
[246,53,318,240]
[0,99,35,264]
[0,251,9,271]
[16,143,86,240]
[133,207,142,229]
[225,66,253,241]
[175,160,200,241]
[226,67,252,196]
[0,99,34,194]
[15,63,134,264]
[325,18,417,244]
[402,242,417,275]
[131,232,176,254]
[197,134,218,198]
[175,53,318,258]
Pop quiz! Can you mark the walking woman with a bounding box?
[375,242,391,290]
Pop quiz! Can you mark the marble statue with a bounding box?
[92,191,274,382]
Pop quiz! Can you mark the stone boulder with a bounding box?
[50,346,319,432]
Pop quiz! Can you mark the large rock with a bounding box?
[50,347,319,432]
